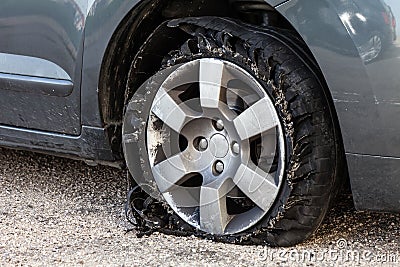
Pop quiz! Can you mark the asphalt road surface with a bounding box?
[0,148,399,266]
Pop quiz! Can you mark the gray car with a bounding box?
[1,0,400,246]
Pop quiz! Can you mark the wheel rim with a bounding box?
[146,58,285,234]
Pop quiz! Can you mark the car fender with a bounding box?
[277,0,400,211]
[80,0,288,127]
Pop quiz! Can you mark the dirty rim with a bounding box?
[146,58,285,234]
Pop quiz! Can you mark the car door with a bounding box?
[0,0,87,135]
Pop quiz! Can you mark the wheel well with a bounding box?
[98,0,315,158]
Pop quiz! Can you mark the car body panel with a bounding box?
[277,0,400,157]
[0,0,399,211]
[81,0,142,127]
[81,0,287,127]
[347,153,400,211]
[0,125,115,162]
[0,0,86,134]
[277,0,400,210]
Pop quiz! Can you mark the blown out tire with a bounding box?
[123,17,341,246]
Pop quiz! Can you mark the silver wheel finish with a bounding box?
[146,58,285,235]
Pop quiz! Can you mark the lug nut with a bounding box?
[199,138,208,151]
[214,161,224,174]
[232,142,240,155]
[215,119,224,131]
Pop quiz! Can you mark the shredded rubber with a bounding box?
[124,17,340,246]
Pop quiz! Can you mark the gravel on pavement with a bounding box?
[0,148,399,266]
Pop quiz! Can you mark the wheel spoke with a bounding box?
[163,187,201,208]
[233,163,278,211]
[233,97,279,140]
[199,179,234,234]
[199,59,231,109]
[151,87,198,133]
[152,152,197,193]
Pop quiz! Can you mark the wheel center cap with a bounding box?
[209,134,229,158]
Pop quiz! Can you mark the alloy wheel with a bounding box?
[146,58,285,234]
